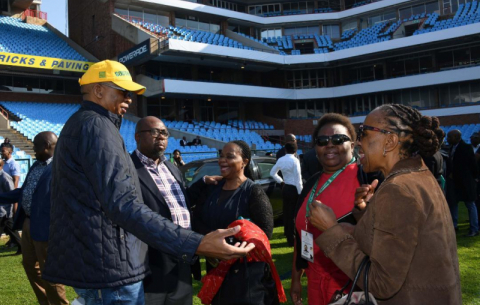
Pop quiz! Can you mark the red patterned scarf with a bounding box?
[198,219,287,304]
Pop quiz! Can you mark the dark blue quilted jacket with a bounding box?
[43,101,203,289]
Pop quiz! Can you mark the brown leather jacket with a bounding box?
[317,156,461,305]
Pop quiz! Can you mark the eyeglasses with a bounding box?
[357,124,396,141]
[100,83,133,98]
[315,134,351,147]
[136,128,169,138]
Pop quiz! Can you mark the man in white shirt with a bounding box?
[270,142,302,246]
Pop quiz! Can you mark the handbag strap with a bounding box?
[344,256,370,305]
[364,260,371,305]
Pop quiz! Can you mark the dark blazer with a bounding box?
[447,140,477,201]
[422,151,444,186]
[0,162,52,242]
[131,152,194,295]
[300,148,322,183]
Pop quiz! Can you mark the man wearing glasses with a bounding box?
[43,60,254,305]
[132,116,220,304]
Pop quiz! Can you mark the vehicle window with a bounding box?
[184,163,220,186]
[257,161,275,179]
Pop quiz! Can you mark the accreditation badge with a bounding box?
[300,230,314,263]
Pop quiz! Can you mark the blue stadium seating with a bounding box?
[0,16,88,61]
[334,21,390,50]
[0,102,218,163]
[441,123,480,144]
[352,1,372,8]
[165,120,281,151]
[414,2,480,35]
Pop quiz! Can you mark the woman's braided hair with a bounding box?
[378,104,445,158]
[230,140,254,180]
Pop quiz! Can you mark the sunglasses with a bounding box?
[315,134,351,147]
[101,83,133,98]
[357,124,395,141]
[136,128,169,138]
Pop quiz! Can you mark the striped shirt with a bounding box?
[135,150,191,229]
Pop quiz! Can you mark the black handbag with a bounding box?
[212,259,279,305]
[328,256,377,305]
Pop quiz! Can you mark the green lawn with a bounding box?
[0,205,479,305]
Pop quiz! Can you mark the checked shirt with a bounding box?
[135,150,191,229]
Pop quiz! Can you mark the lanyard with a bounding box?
[305,157,356,219]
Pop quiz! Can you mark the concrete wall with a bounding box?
[168,129,225,150]
[0,112,10,129]
[111,14,155,46]
[226,30,277,53]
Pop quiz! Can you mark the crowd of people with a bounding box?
[0,59,471,305]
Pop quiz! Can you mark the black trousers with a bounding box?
[282,184,298,247]
[0,216,22,247]
[476,182,480,223]
[144,263,193,305]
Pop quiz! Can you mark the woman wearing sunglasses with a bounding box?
[291,113,381,305]
[308,104,461,304]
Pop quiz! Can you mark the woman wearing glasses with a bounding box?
[291,113,381,305]
[308,104,461,304]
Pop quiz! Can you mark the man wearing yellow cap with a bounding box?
[42,60,254,305]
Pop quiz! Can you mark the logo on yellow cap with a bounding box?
[99,71,106,78]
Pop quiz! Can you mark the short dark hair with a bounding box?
[285,142,297,154]
[377,104,445,157]
[312,113,356,147]
[1,143,13,151]
[173,149,181,155]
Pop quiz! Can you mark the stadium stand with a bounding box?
[119,6,480,57]
[165,120,282,151]
[351,1,372,8]
[442,123,480,145]
[116,2,480,58]
[0,102,218,163]
[414,3,480,35]
[334,21,390,50]
[228,120,274,130]
[0,16,88,61]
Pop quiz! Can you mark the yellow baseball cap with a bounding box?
[79,60,146,95]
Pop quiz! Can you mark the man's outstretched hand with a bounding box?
[196,225,255,260]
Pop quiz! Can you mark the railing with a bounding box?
[22,9,48,21]
[0,106,9,121]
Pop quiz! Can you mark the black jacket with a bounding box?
[446,140,477,201]
[422,151,444,186]
[43,101,203,289]
[300,148,322,184]
[131,152,195,294]
[294,164,382,270]
[0,162,52,241]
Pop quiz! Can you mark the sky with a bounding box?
[41,0,67,35]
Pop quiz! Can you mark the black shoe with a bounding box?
[464,231,479,237]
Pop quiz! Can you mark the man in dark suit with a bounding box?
[446,130,478,237]
[300,148,321,184]
[180,136,188,147]
[132,116,220,305]
[0,131,68,304]
[471,132,480,221]
[192,136,201,146]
